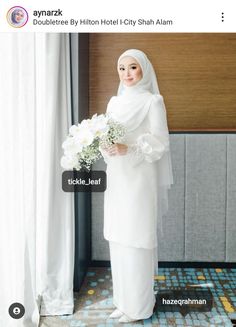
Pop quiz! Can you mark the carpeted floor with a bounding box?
[39,267,236,326]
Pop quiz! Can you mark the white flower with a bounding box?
[91,114,109,137]
[62,137,83,154]
[69,125,80,136]
[80,119,92,129]
[61,114,125,171]
[75,128,94,147]
[60,155,79,170]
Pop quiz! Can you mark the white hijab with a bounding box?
[117,49,160,95]
[109,49,173,234]
[108,49,159,131]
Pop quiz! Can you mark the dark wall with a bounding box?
[70,33,91,291]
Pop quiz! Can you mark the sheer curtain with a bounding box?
[0,33,74,326]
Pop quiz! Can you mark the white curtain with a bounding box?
[0,33,74,327]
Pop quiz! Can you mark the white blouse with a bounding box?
[103,94,170,249]
[102,95,169,165]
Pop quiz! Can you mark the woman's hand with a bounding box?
[104,143,128,156]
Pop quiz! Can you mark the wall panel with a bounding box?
[226,135,236,261]
[185,134,226,261]
[89,33,236,131]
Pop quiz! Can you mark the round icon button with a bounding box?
[6,6,29,28]
[8,303,25,319]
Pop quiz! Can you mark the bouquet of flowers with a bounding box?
[61,114,125,171]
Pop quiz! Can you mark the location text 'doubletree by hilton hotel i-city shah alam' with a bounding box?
[32,10,173,26]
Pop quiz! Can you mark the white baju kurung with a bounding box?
[104,93,169,249]
[109,241,156,320]
[102,49,173,321]
[102,93,170,319]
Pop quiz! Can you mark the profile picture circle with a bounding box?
[7,6,28,28]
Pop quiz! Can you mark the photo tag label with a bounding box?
[62,170,107,192]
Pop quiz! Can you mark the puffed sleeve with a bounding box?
[129,95,170,164]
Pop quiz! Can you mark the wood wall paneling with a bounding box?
[89,34,236,131]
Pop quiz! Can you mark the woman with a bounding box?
[11,9,25,25]
[102,49,173,323]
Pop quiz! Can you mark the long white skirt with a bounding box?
[109,241,156,320]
